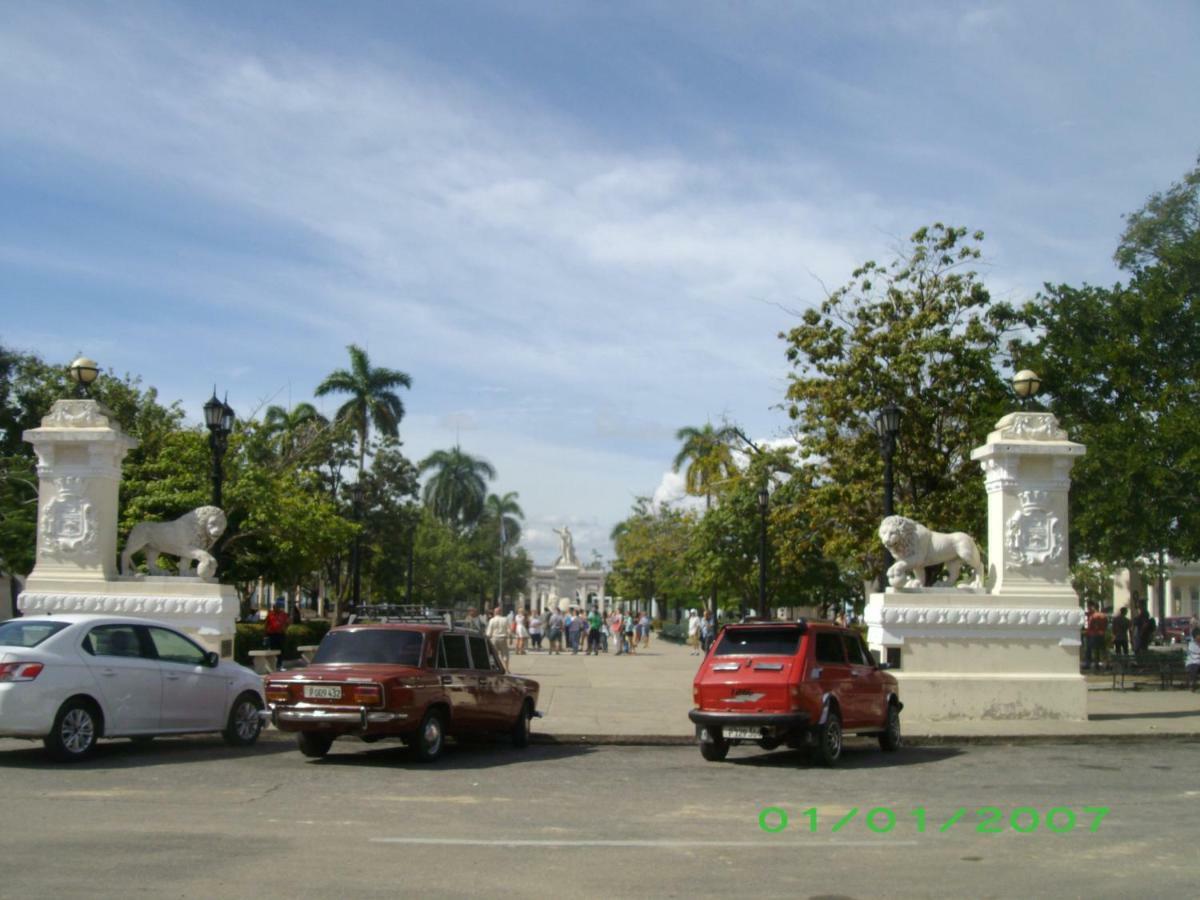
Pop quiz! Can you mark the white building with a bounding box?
[1114,558,1200,618]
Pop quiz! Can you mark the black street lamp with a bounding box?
[203,389,235,509]
[875,402,902,575]
[757,485,769,618]
[350,481,364,614]
[68,357,100,398]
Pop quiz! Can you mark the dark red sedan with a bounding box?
[264,623,539,761]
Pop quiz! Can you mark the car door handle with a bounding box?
[101,669,117,677]
[165,674,181,681]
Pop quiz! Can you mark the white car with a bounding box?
[0,614,265,761]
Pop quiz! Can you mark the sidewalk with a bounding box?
[506,636,1200,744]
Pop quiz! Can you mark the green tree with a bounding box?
[608,498,697,620]
[672,423,740,510]
[263,402,327,459]
[781,224,1012,593]
[418,446,496,530]
[314,344,412,478]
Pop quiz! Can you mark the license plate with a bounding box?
[724,727,762,740]
[303,685,342,700]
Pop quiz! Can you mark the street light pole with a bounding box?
[350,482,363,614]
[203,390,234,509]
[875,402,902,580]
[757,486,769,618]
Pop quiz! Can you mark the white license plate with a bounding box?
[303,685,342,700]
[724,727,762,740]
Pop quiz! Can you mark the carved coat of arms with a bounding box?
[1005,490,1064,571]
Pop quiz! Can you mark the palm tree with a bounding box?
[263,402,327,456]
[314,345,412,478]
[418,446,497,529]
[672,423,740,510]
[485,491,525,548]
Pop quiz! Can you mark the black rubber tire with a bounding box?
[699,729,729,762]
[879,702,902,752]
[223,692,264,747]
[814,710,843,767]
[298,732,333,758]
[414,708,446,763]
[44,699,100,762]
[512,701,534,748]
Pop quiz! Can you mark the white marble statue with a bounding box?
[878,515,984,589]
[121,506,227,579]
[553,526,578,566]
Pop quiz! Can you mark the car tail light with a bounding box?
[265,685,290,704]
[0,662,44,682]
[354,684,382,706]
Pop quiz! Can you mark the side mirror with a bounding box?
[205,651,220,668]
[877,661,891,671]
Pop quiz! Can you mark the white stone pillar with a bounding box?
[970,412,1085,598]
[24,400,138,585]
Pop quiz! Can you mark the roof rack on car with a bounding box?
[346,605,454,626]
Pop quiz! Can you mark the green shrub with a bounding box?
[234,621,331,666]
[658,623,687,644]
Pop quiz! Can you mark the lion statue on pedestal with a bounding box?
[120,506,227,580]
[878,515,984,589]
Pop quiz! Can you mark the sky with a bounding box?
[2,1,1198,566]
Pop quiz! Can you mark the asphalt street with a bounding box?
[0,732,1194,899]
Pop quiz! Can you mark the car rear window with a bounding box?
[714,627,803,656]
[0,620,69,648]
[312,629,424,665]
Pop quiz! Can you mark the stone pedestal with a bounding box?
[18,399,238,659]
[866,411,1088,722]
[554,563,579,608]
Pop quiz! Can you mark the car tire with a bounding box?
[511,701,534,749]
[814,709,843,767]
[297,732,333,758]
[44,698,100,762]
[878,702,902,752]
[414,708,446,763]
[699,728,729,762]
[223,692,264,747]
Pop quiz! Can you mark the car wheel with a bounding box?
[297,732,333,758]
[223,692,264,747]
[699,728,729,762]
[511,701,534,749]
[414,709,446,763]
[814,709,843,767]
[878,702,902,752]
[44,699,100,762]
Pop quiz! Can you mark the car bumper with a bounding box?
[688,709,812,736]
[0,685,56,737]
[267,706,410,732]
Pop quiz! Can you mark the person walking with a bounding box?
[548,608,564,655]
[566,608,585,655]
[264,598,290,656]
[514,607,530,655]
[687,609,701,655]
[529,611,544,651]
[624,609,636,654]
[586,607,603,655]
[1082,601,1108,671]
[700,611,714,653]
[486,606,511,669]
[1131,598,1149,654]
[1111,607,1131,657]
[1185,628,1200,692]
[464,607,486,635]
[638,612,651,649]
[609,609,625,656]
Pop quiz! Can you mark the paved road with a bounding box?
[0,732,1194,899]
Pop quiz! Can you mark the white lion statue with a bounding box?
[879,515,984,589]
[121,506,227,579]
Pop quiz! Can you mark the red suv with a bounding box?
[689,620,901,765]
[264,623,539,761]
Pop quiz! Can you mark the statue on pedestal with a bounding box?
[120,506,227,579]
[553,526,578,567]
[878,515,984,589]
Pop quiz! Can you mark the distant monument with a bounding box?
[865,400,1087,722]
[18,392,238,658]
[528,525,605,612]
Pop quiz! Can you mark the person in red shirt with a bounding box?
[265,599,290,654]
[1083,601,1108,671]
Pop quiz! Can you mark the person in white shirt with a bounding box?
[486,606,511,669]
[687,610,701,655]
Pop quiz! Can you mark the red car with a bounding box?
[689,619,901,765]
[264,623,539,761]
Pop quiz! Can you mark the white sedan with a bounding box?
[0,614,265,761]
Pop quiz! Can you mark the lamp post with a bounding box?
[68,357,100,398]
[350,481,363,614]
[203,389,234,509]
[757,485,769,618]
[1012,370,1042,408]
[875,402,902,576]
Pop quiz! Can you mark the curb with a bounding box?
[531,731,1200,747]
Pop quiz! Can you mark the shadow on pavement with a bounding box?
[1089,710,1200,721]
[721,742,964,770]
[0,734,295,770]
[306,739,597,770]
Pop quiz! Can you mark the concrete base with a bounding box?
[18,575,238,658]
[890,672,1086,722]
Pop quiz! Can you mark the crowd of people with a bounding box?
[463,606,653,666]
[1083,598,1200,689]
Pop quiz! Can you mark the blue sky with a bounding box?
[2,1,1198,565]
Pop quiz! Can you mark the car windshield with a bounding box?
[714,626,803,656]
[0,620,69,648]
[312,629,424,665]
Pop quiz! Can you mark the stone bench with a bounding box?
[298,644,320,664]
[248,649,280,675]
